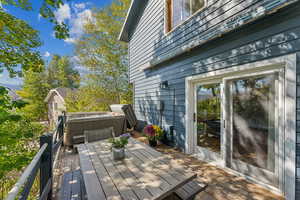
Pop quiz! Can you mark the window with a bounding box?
[166,0,206,32]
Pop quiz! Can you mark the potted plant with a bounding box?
[108,133,130,160]
[143,125,165,147]
[144,125,157,147]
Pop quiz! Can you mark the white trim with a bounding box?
[185,54,297,199]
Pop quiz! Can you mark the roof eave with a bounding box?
[119,0,148,42]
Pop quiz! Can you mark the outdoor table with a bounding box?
[77,138,197,200]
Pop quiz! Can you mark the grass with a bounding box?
[0,171,40,200]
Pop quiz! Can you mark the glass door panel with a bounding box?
[196,83,221,154]
[228,73,279,185]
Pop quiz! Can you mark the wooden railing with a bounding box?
[5,115,66,200]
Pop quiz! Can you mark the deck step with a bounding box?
[174,180,207,200]
[60,169,86,200]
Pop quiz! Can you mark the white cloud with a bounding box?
[70,9,92,35]
[74,3,86,10]
[63,8,93,45]
[54,3,94,45]
[38,14,42,21]
[44,51,51,57]
[54,3,71,23]
[64,37,76,44]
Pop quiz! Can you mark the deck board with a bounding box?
[52,146,86,200]
[77,138,197,200]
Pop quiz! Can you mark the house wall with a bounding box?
[128,0,300,198]
[48,93,66,127]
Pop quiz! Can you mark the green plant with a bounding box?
[108,133,130,149]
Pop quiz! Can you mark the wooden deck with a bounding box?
[53,146,86,200]
[77,138,199,200]
[52,133,284,200]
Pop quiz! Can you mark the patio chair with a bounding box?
[84,127,115,143]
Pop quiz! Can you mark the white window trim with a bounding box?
[185,54,296,199]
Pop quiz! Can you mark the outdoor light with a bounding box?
[160,81,169,89]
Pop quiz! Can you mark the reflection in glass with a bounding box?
[232,74,277,172]
[183,0,190,21]
[191,0,205,14]
[196,83,221,153]
[172,0,182,28]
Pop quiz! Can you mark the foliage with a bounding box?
[0,86,27,123]
[0,81,44,198]
[17,69,49,121]
[18,55,80,121]
[0,116,45,179]
[108,133,130,149]
[143,125,164,141]
[0,0,70,39]
[153,125,164,140]
[0,9,43,78]
[46,55,80,89]
[65,85,109,112]
[74,0,132,108]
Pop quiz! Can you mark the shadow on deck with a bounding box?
[52,132,284,200]
[53,146,86,200]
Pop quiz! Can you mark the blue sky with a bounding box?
[0,0,112,88]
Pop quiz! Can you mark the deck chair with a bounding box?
[84,127,115,143]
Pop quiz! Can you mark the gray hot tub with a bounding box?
[65,112,127,146]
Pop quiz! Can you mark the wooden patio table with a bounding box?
[77,138,197,200]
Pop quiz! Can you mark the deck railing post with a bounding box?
[58,115,64,138]
[40,133,53,200]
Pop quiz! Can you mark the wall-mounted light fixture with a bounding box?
[160,80,169,89]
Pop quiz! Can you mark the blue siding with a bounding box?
[128,0,300,198]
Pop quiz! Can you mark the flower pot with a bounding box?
[148,139,157,147]
[112,147,125,160]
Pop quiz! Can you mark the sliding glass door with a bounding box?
[194,70,282,187]
[225,72,280,187]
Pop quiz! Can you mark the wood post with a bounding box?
[40,133,53,200]
[58,115,64,138]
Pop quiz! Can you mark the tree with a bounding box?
[74,0,132,107]
[0,10,43,78]
[18,55,80,121]
[1,0,70,39]
[65,85,110,112]
[47,55,80,89]
[17,69,49,121]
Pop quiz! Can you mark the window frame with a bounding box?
[164,0,207,34]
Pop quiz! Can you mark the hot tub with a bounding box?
[64,112,127,146]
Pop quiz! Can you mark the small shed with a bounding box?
[44,88,76,127]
